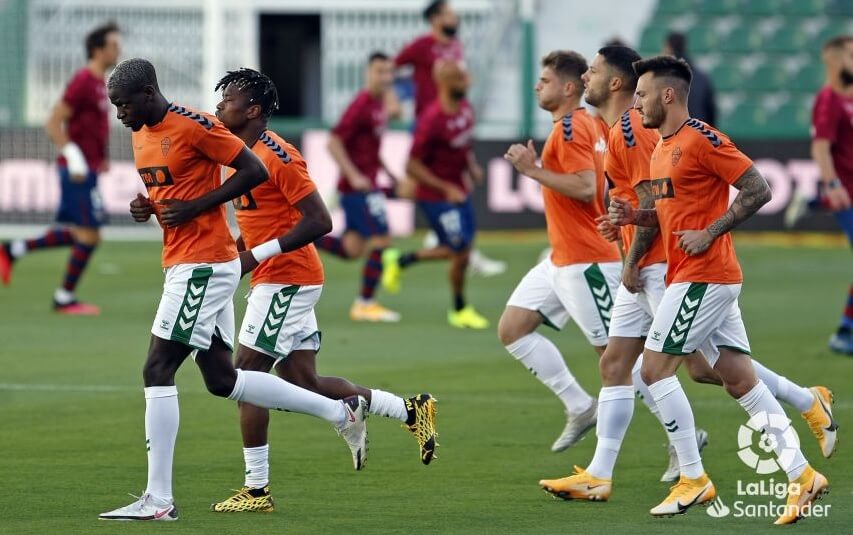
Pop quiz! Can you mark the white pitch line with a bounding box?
[0,383,138,393]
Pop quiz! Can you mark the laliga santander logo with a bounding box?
[706,496,731,518]
[737,411,800,474]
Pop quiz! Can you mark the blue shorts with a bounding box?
[57,167,105,228]
[417,198,476,252]
[834,207,853,247]
[340,191,389,238]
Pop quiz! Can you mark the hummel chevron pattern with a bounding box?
[685,118,721,147]
[255,286,299,354]
[562,113,574,141]
[170,267,212,345]
[584,264,613,332]
[168,104,213,130]
[621,111,635,147]
[664,419,679,433]
[663,283,707,354]
[260,132,292,163]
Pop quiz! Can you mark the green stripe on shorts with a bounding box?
[663,282,708,354]
[254,285,300,354]
[583,263,613,334]
[170,266,213,345]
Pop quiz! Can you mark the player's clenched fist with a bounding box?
[608,197,635,226]
[594,214,620,242]
[129,193,154,222]
[674,229,714,256]
[504,140,538,175]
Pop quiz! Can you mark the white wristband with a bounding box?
[61,142,89,175]
[250,239,282,263]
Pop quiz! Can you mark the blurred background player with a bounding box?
[810,36,853,355]
[314,52,401,323]
[99,59,368,522]
[500,50,621,452]
[210,68,439,511]
[0,22,121,314]
[662,32,716,126]
[382,60,489,329]
[394,0,506,278]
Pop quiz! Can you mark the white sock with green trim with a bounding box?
[144,386,179,502]
[228,369,347,424]
[751,360,814,413]
[736,380,808,481]
[648,376,705,479]
[506,332,594,415]
[368,390,407,422]
[243,444,269,489]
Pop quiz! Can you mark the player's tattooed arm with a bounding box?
[626,182,660,265]
[706,165,771,238]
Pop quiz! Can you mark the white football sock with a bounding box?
[9,239,26,258]
[736,380,808,481]
[751,360,814,413]
[144,386,179,502]
[649,376,704,479]
[243,444,270,489]
[506,332,594,415]
[586,385,634,480]
[632,354,665,426]
[368,389,408,422]
[228,369,347,425]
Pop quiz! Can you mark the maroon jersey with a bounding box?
[395,34,464,118]
[58,68,109,172]
[409,99,474,202]
[812,86,853,192]
[331,90,387,194]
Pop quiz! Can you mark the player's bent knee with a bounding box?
[497,308,538,346]
[599,352,632,385]
[204,373,237,398]
[235,346,274,373]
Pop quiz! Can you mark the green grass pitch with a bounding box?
[0,233,850,534]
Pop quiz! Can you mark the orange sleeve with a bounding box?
[605,128,629,184]
[273,150,317,206]
[193,118,247,167]
[626,116,658,188]
[556,118,595,174]
[700,135,753,186]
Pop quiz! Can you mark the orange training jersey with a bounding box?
[540,108,620,266]
[233,131,324,287]
[605,108,667,267]
[132,104,244,267]
[649,118,753,285]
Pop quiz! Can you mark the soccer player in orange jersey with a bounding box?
[540,46,837,501]
[500,51,621,452]
[99,59,369,522]
[610,56,829,523]
[209,69,438,512]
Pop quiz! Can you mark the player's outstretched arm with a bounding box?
[159,147,268,227]
[706,165,771,239]
[238,190,332,276]
[504,140,595,202]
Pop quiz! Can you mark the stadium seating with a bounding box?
[639,0,853,138]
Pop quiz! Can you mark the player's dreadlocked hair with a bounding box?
[215,68,279,118]
[108,58,159,93]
